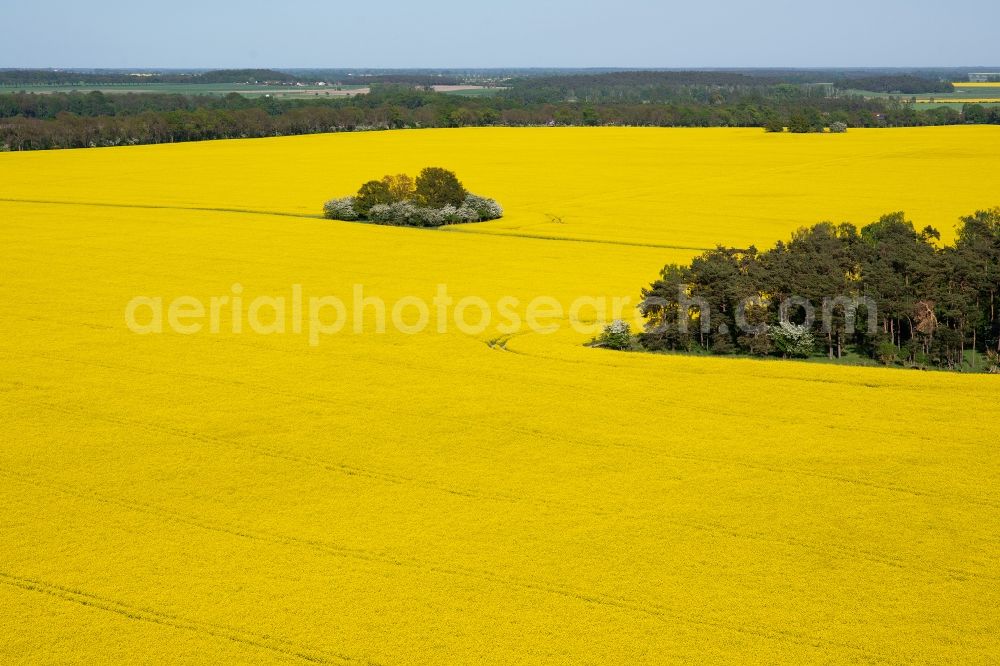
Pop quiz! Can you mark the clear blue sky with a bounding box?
[4,0,998,69]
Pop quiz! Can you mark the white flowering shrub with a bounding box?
[324,197,501,227]
[770,321,815,358]
[438,204,459,224]
[829,121,848,133]
[388,201,418,224]
[419,207,447,227]
[367,203,395,223]
[987,350,1000,374]
[322,197,359,221]
[455,204,479,222]
[462,194,503,221]
[483,199,503,219]
[596,319,633,350]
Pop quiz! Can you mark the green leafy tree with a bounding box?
[787,108,824,133]
[381,173,415,201]
[414,167,466,208]
[963,104,989,124]
[770,322,815,358]
[354,179,394,215]
[858,212,939,357]
[763,117,785,133]
[954,208,1000,353]
[687,247,761,352]
[761,223,859,358]
[596,320,633,350]
[639,264,696,351]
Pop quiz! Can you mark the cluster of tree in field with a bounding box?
[764,111,848,133]
[633,210,1000,372]
[2,82,1000,151]
[323,168,502,227]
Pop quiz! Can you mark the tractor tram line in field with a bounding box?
[2,344,986,510]
[0,468,897,663]
[3,126,999,662]
[0,572,357,664]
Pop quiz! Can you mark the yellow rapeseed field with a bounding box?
[1,127,999,664]
[914,98,1000,104]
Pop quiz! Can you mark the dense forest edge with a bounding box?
[2,69,999,151]
[596,209,1000,373]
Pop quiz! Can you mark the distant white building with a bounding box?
[968,73,1000,82]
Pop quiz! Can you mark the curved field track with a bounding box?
[1,127,999,663]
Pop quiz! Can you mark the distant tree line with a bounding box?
[2,84,999,152]
[500,71,953,104]
[0,91,287,118]
[637,210,1000,372]
[0,69,301,85]
[349,74,464,86]
[0,68,464,87]
[831,75,954,94]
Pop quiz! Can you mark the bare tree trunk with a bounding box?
[961,329,965,368]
